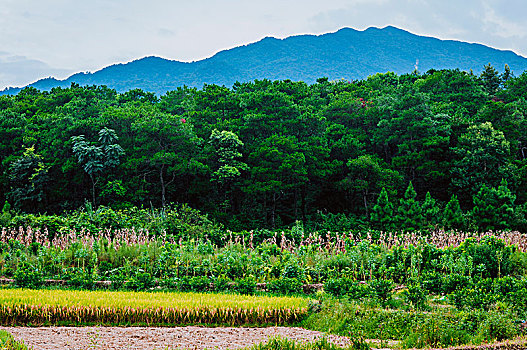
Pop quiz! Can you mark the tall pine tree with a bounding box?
[370,187,395,231]
[396,182,423,231]
[443,194,464,230]
[421,191,440,228]
[472,179,515,231]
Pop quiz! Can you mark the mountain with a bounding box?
[3,26,527,95]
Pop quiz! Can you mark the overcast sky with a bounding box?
[1,0,526,89]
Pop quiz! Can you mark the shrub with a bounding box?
[62,267,95,290]
[236,276,257,295]
[107,267,127,290]
[324,277,353,297]
[477,311,518,341]
[267,277,303,295]
[346,283,372,301]
[212,276,231,292]
[281,259,304,280]
[369,279,394,304]
[419,271,443,294]
[442,273,472,294]
[125,272,155,291]
[324,278,374,301]
[188,276,211,292]
[402,284,427,310]
[507,279,527,309]
[13,261,43,289]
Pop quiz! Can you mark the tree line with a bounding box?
[1,64,527,232]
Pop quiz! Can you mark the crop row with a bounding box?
[0,304,306,327]
[2,226,527,252]
[0,289,307,309]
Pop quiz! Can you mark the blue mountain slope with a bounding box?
[3,26,527,95]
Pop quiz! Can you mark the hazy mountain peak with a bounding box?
[3,26,527,95]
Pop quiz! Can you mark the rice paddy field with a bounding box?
[0,289,308,310]
[0,289,308,327]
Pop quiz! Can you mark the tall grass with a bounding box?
[244,337,366,350]
[0,330,29,350]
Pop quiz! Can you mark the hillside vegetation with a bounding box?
[2,65,527,233]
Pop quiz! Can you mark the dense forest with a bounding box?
[1,64,527,232]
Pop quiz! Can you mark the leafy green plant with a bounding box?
[212,276,232,292]
[0,330,29,350]
[267,277,303,295]
[125,271,155,291]
[369,279,394,305]
[13,261,43,289]
[402,284,427,310]
[476,311,518,341]
[324,277,353,297]
[188,276,211,292]
[442,273,472,294]
[236,276,257,295]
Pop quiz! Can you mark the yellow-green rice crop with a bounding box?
[0,289,309,326]
[0,289,307,309]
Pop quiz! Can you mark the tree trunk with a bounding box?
[363,189,369,218]
[90,174,96,207]
[301,185,307,223]
[263,195,268,226]
[294,188,298,221]
[160,165,166,208]
[272,192,276,228]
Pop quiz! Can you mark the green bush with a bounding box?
[281,259,304,280]
[346,283,372,301]
[61,267,95,290]
[267,277,303,295]
[419,271,442,294]
[188,276,211,292]
[159,277,179,290]
[507,280,527,309]
[442,273,472,294]
[236,276,257,295]
[13,261,43,289]
[212,276,232,292]
[369,279,394,304]
[324,277,354,297]
[107,267,127,290]
[125,271,155,291]
[477,311,518,341]
[402,284,427,310]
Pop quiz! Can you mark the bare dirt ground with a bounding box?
[1,326,354,350]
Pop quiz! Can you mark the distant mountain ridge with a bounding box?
[3,26,527,95]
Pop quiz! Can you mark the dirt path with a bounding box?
[2,326,353,350]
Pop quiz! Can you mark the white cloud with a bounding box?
[0,0,526,88]
[0,53,73,88]
[481,2,527,39]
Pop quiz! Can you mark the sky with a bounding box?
[1,0,527,89]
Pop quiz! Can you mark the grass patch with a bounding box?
[0,330,30,350]
[244,337,369,350]
[303,298,525,349]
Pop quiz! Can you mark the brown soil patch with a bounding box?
[1,326,352,350]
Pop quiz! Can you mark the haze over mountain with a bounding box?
[3,26,527,95]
